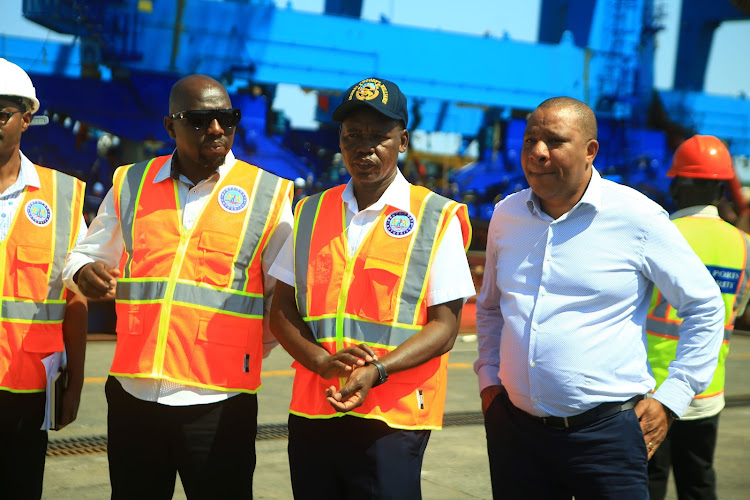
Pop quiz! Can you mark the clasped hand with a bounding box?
[316,344,380,413]
[76,262,121,300]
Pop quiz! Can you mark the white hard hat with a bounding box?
[0,58,40,114]
[294,177,306,188]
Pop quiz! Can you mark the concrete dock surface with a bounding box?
[42,334,750,499]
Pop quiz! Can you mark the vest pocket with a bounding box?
[15,245,52,300]
[196,230,240,287]
[359,255,403,321]
[22,323,64,353]
[196,315,248,347]
[192,315,252,387]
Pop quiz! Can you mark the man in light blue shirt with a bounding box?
[474,96,725,499]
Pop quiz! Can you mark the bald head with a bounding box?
[169,74,230,114]
[536,96,597,143]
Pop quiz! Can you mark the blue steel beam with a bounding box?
[23,0,586,121]
[674,0,750,91]
[13,0,750,160]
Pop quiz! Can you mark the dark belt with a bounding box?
[502,387,644,430]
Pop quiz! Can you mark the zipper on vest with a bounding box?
[151,231,191,378]
[335,253,358,389]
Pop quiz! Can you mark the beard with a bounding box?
[199,151,226,171]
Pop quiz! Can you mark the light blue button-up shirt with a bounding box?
[474,167,725,418]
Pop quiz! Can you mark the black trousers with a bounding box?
[105,376,258,500]
[648,414,720,500]
[0,391,48,500]
[288,414,431,500]
[484,388,649,500]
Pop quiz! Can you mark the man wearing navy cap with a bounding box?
[269,77,475,499]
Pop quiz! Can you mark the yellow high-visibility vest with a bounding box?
[647,212,750,401]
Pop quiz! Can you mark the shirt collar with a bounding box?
[670,204,719,220]
[525,166,601,218]
[18,150,42,190]
[153,149,236,185]
[341,168,410,214]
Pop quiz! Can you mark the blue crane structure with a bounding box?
[3,0,750,216]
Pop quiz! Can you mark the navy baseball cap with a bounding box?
[332,77,408,127]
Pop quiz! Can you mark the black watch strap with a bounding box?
[369,360,388,387]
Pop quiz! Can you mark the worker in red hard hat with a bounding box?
[667,133,735,180]
[647,134,750,500]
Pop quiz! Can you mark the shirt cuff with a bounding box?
[476,364,502,394]
[62,253,96,296]
[652,377,696,418]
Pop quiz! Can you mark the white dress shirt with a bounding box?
[63,151,293,405]
[0,151,88,243]
[269,169,476,308]
[474,167,725,418]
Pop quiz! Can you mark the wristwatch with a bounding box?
[368,360,388,387]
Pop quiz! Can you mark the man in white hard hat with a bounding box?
[0,58,88,499]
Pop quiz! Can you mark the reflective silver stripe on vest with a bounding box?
[307,316,420,347]
[48,171,77,300]
[230,171,282,292]
[397,193,451,324]
[647,319,732,342]
[173,282,264,316]
[116,279,263,316]
[649,300,669,319]
[116,280,169,302]
[294,192,325,318]
[2,300,66,322]
[118,159,152,279]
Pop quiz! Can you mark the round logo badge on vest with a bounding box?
[25,199,52,227]
[218,185,249,213]
[384,210,415,238]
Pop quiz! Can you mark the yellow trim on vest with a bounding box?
[108,371,262,395]
[0,386,47,394]
[288,409,443,431]
[177,301,262,320]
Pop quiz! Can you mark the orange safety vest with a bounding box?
[0,165,85,392]
[110,155,291,393]
[290,184,471,429]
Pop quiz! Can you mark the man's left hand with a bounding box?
[634,398,676,460]
[57,384,83,430]
[325,363,380,412]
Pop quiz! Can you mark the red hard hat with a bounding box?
[667,135,734,180]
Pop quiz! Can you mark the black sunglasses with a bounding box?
[0,110,22,126]
[169,108,241,130]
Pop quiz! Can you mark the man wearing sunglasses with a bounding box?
[64,74,293,499]
[0,58,88,500]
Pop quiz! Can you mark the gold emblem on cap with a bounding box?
[349,78,389,104]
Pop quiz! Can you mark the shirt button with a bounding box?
[533,397,538,403]
[8,201,12,205]
[1,213,5,218]
[530,361,535,367]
